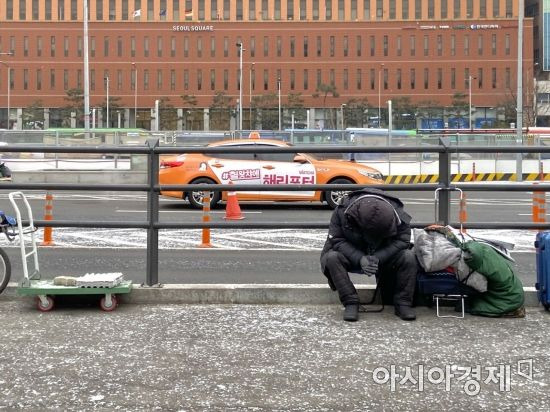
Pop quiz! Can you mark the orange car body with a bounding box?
[159,138,384,207]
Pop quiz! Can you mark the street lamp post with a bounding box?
[105,76,110,128]
[249,62,255,129]
[378,64,384,127]
[132,63,138,128]
[468,75,474,130]
[278,77,281,131]
[236,42,244,131]
[340,103,346,130]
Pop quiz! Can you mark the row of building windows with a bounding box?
[0,66,514,93]
[3,0,515,21]
[0,32,514,59]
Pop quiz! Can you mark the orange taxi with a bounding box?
[159,137,384,209]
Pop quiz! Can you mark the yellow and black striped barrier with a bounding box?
[384,172,550,184]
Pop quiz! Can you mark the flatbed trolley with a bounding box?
[10,191,132,312]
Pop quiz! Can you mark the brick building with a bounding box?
[0,0,535,130]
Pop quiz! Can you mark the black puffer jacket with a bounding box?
[321,188,412,267]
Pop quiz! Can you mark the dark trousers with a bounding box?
[320,248,418,306]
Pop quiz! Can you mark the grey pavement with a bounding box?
[1,298,549,411]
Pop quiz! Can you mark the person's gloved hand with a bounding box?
[360,255,379,276]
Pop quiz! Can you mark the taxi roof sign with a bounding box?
[248,131,261,139]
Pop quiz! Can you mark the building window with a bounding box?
[19,0,26,19]
[250,37,255,57]
[313,0,320,20]
[410,68,415,89]
[288,0,294,20]
[383,36,388,56]
[402,0,408,19]
[428,0,434,18]
[415,0,421,19]
[249,0,256,20]
[45,0,51,19]
[467,0,473,17]
[480,0,486,17]
[356,36,362,57]
[330,36,335,57]
[158,36,164,58]
[343,69,348,90]
[304,36,308,57]
[144,37,150,58]
[316,69,322,88]
[117,69,123,90]
[330,69,335,86]
[50,36,56,57]
[303,69,308,90]
[184,70,189,90]
[197,37,202,58]
[477,34,483,55]
[64,69,69,90]
[317,37,322,57]
[451,68,456,89]
[505,34,510,55]
[454,0,460,18]
[477,68,483,88]
[464,35,469,56]
[263,69,268,90]
[397,36,401,56]
[383,68,388,89]
[290,37,295,57]
[210,69,215,90]
[300,0,306,20]
[437,35,442,56]
[423,35,429,56]
[356,69,362,90]
[370,36,375,56]
[410,35,415,57]
[64,36,69,57]
[376,0,383,19]
[493,0,500,17]
[274,0,281,19]
[77,37,82,57]
[118,37,124,57]
[370,69,375,89]
[37,36,43,57]
[277,36,282,57]
[237,0,244,20]
[343,36,348,57]
[104,37,110,57]
[389,0,396,19]
[364,0,371,20]
[23,69,28,90]
[441,0,447,18]
[185,0,193,20]
[223,69,228,90]
[24,36,29,57]
[464,68,470,89]
[131,37,136,58]
[185,37,190,58]
[157,69,162,90]
[32,0,39,19]
[96,0,103,20]
[210,37,215,57]
[491,34,496,55]
[198,0,205,20]
[397,69,401,89]
[326,0,332,20]
[437,68,442,89]
[451,35,456,56]
[50,69,55,89]
[424,68,429,89]
[122,0,129,19]
[144,69,149,90]
[109,0,116,20]
[6,0,13,20]
[290,69,295,90]
[492,67,497,88]
[264,36,269,57]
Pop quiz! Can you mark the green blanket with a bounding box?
[463,241,524,317]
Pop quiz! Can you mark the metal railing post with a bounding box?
[438,137,451,225]
[145,137,160,286]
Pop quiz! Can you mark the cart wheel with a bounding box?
[100,295,118,312]
[36,296,55,312]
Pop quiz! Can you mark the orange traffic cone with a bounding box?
[224,180,245,220]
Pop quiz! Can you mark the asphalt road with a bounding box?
[0,190,542,286]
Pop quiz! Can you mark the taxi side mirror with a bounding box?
[294,154,308,163]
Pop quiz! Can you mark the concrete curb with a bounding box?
[0,283,542,307]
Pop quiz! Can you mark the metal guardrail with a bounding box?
[3,136,550,286]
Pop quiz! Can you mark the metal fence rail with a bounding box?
[3,137,550,285]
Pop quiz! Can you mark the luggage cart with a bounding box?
[11,191,132,312]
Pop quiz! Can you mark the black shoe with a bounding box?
[394,305,416,321]
[343,304,359,322]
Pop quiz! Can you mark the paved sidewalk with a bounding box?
[1,299,549,411]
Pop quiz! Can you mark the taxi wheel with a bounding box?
[188,178,221,209]
[326,178,354,209]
